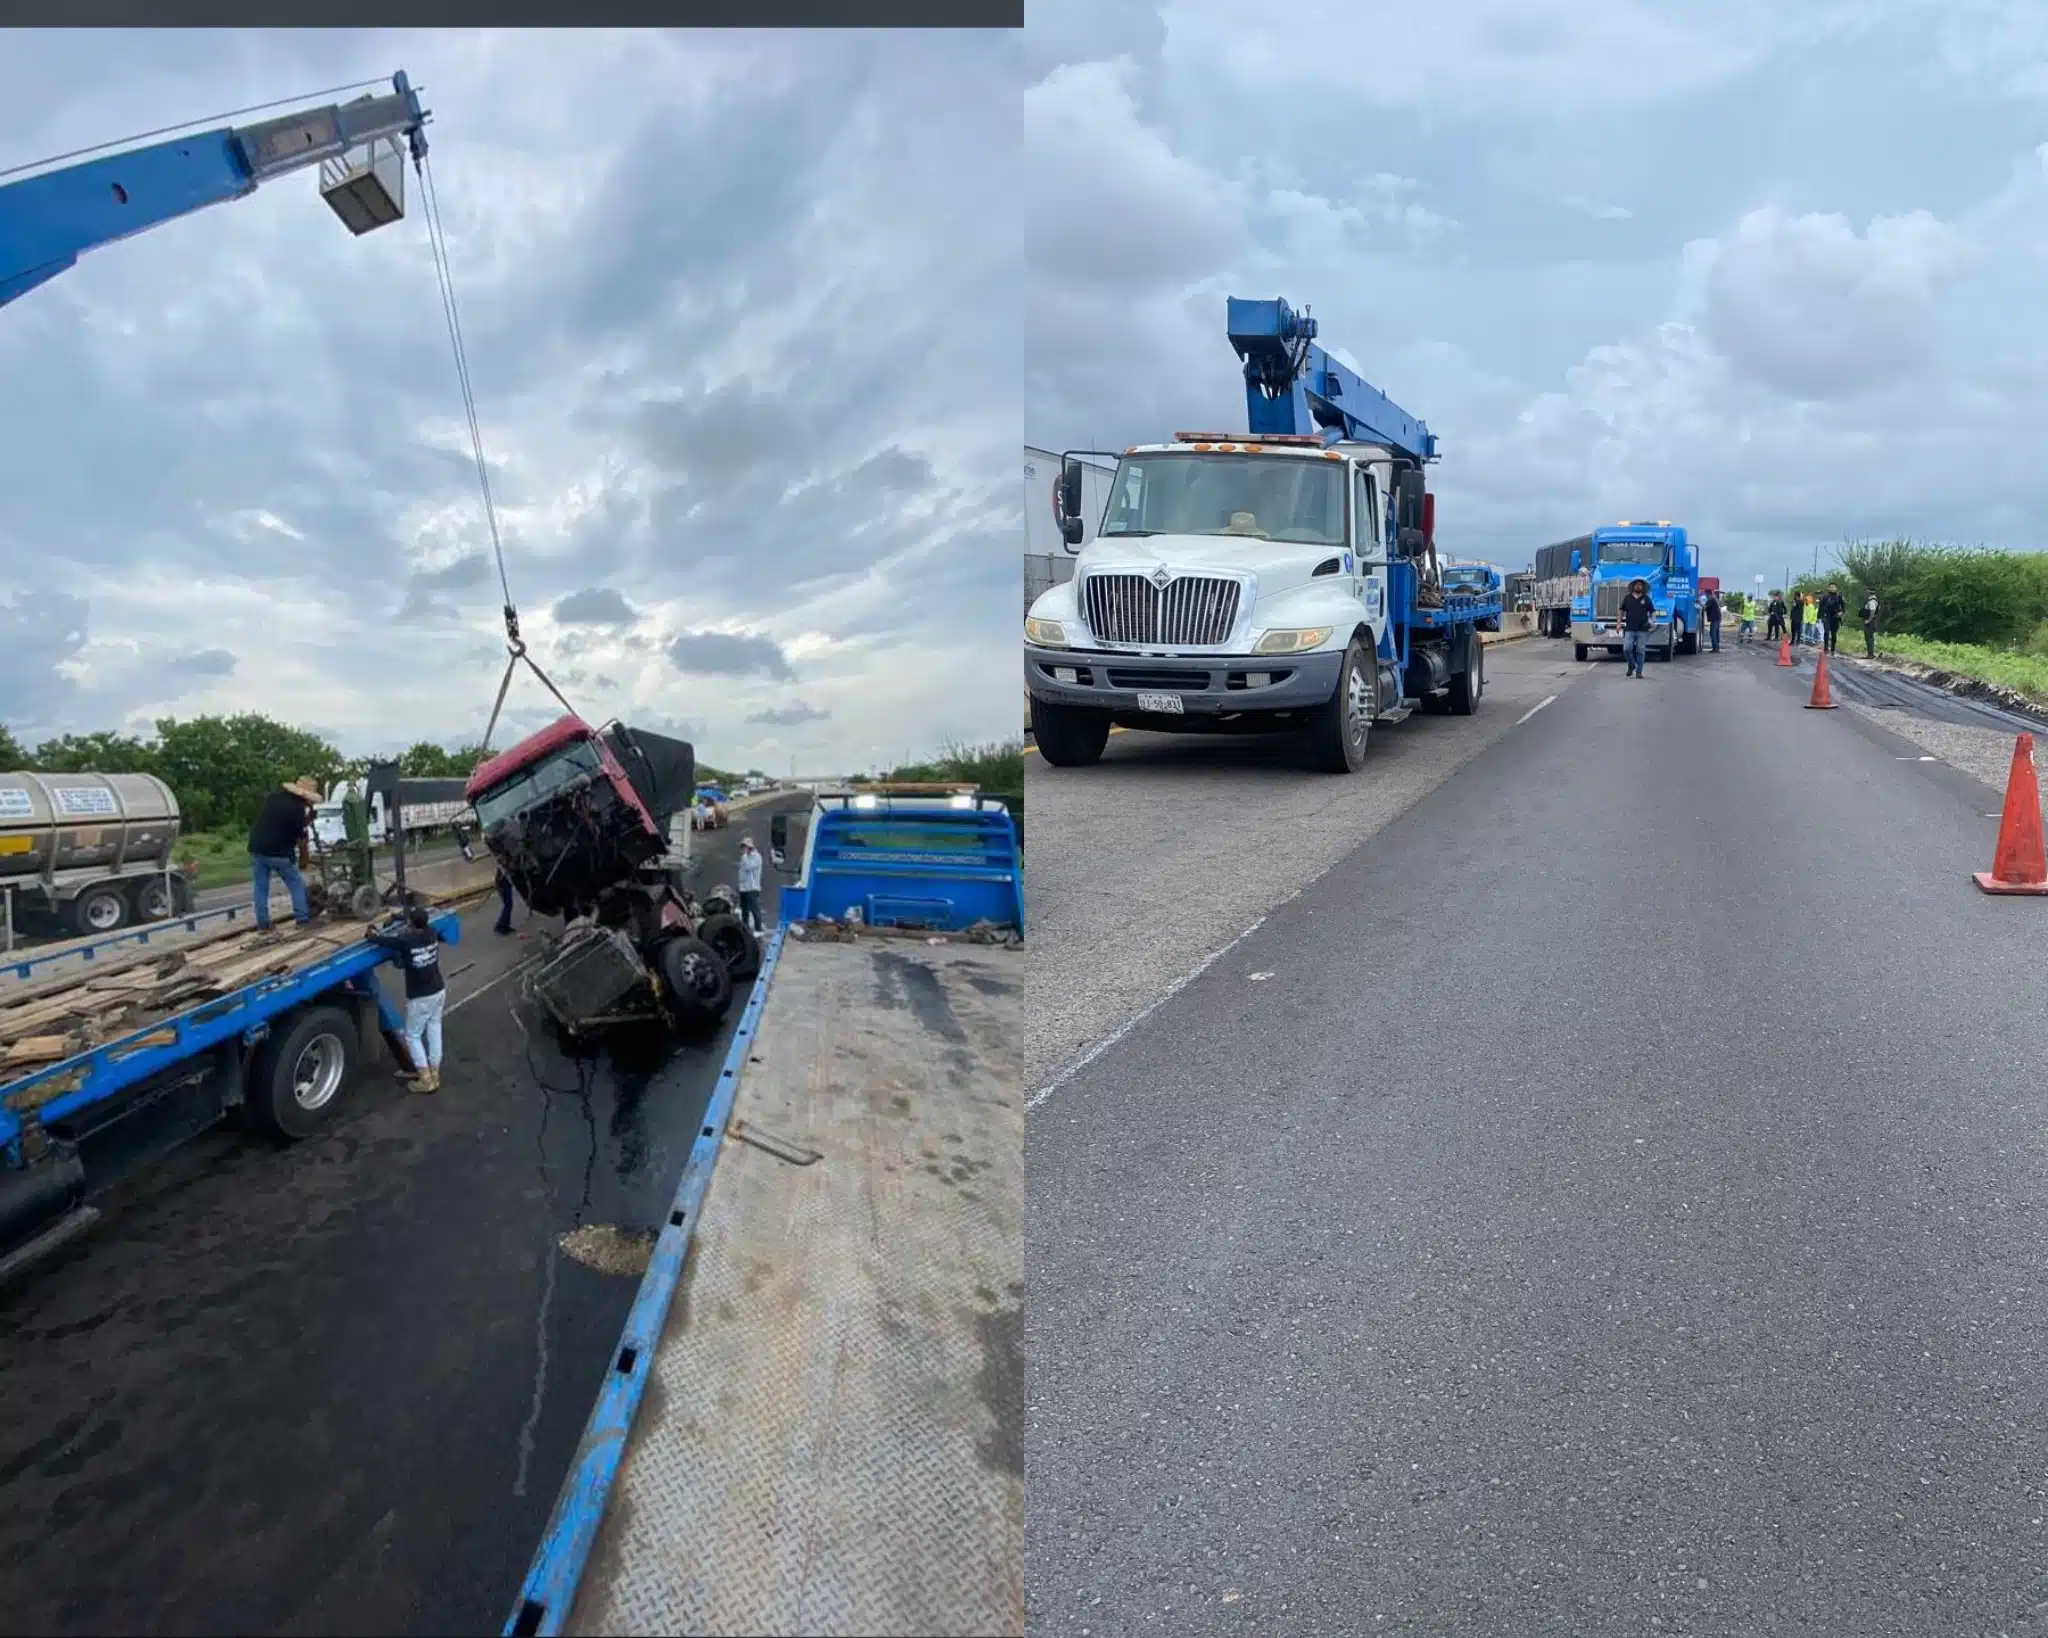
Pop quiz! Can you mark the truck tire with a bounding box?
[1574,642,1589,662]
[132,875,176,922]
[659,935,733,1031]
[1030,697,1112,767]
[1449,632,1484,716]
[69,883,129,935]
[245,1004,357,1140]
[1306,639,1374,774]
[698,911,762,981]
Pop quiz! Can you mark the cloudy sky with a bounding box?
[0,27,1019,773]
[1026,0,2048,593]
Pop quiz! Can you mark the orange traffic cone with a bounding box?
[1972,733,2048,895]
[1805,648,1840,710]
[1776,634,1794,666]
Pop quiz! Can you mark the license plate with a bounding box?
[1135,691,1185,714]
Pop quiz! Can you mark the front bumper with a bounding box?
[1572,622,1673,648]
[1024,644,1345,716]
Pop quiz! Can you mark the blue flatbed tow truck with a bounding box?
[0,904,461,1280]
[505,786,1024,1638]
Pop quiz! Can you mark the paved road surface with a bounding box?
[0,795,805,1638]
[1028,644,2048,1634]
[1024,640,1588,1089]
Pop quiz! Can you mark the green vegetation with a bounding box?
[1873,635,2048,706]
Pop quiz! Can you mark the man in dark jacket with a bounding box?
[1766,593,1788,643]
[1818,583,1847,655]
[1862,591,1880,657]
[1619,578,1655,677]
[248,777,321,931]
[1702,589,1722,653]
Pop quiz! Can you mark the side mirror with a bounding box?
[1397,527,1427,558]
[1570,549,1582,573]
[1058,457,1086,550]
[1395,468,1425,532]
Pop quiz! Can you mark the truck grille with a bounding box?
[1083,573,1240,647]
[1595,581,1625,622]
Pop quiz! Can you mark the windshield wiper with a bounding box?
[1099,529,1157,537]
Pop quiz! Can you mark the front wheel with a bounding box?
[1306,639,1375,773]
[659,935,734,1031]
[1574,643,1589,662]
[1029,696,1112,767]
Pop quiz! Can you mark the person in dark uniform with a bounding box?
[1766,592,1788,644]
[1862,591,1880,657]
[248,777,321,932]
[1818,583,1847,655]
[1702,588,1722,653]
[493,865,517,936]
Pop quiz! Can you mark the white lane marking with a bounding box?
[1249,971,1274,982]
[1516,694,1558,726]
[1028,914,1269,1110]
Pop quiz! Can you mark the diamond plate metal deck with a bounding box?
[567,936,1023,1637]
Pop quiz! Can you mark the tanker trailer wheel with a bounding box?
[659,935,734,1031]
[698,911,762,981]
[245,1004,358,1140]
[70,883,130,935]
[133,875,177,922]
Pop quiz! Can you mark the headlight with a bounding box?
[1253,626,1334,655]
[1025,617,1067,647]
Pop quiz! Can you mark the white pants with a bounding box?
[403,990,447,1070]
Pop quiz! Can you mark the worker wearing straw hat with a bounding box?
[248,776,323,932]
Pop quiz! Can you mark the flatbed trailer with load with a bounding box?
[506,787,1024,1638]
[0,904,462,1279]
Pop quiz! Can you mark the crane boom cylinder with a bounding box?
[1226,295,1437,462]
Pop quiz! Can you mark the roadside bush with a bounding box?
[1891,549,2045,648]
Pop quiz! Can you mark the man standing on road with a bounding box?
[1619,577,1654,678]
[368,904,447,1093]
[1862,590,1880,658]
[1703,588,1722,653]
[1818,583,1846,655]
[1801,593,1819,646]
[1767,592,1788,644]
[736,836,765,931]
[1737,594,1756,645]
[493,864,517,936]
[248,777,321,933]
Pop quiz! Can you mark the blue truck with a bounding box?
[505,785,1023,1638]
[1025,297,1501,774]
[1569,522,1701,663]
[0,904,462,1279]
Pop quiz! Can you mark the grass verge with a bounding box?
[1878,635,2048,707]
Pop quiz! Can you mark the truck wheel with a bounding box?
[1574,643,1589,662]
[1449,633,1484,716]
[245,1004,357,1140]
[132,876,176,922]
[69,884,129,935]
[1306,639,1374,774]
[698,912,762,981]
[659,935,733,1030]
[1030,697,1112,767]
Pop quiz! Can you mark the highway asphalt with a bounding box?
[0,795,806,1637]
[1027,641,2048,1635]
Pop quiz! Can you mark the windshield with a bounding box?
[473,738,604,829]
[1597,540,1667,566]
[1100,454,1346,547]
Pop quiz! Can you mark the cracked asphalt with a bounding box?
[0,798,805,1638]
[1027,640,2048,1636]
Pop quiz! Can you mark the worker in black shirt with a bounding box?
[1618,577,1655,678]
[1702,589,1722,653]
[1818,583,1847,655]
[248,776,322,932]
[368,904,447,1093]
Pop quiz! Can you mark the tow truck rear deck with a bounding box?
[507,789,1024,1637]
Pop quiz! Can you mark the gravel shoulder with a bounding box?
[1023,638,1592,1089]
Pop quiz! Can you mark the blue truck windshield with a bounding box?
[1597,541,1667,566]
[473,739,604,829]
[1100,454,1346,547]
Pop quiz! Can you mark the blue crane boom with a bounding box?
[1225,295,1438,463]
[0,71,430,309]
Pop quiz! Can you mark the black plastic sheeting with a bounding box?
[603,725,695,828]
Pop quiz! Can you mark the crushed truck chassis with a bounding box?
[506,923,1023,1638]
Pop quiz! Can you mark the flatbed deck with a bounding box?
[514,928,1024,1637]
